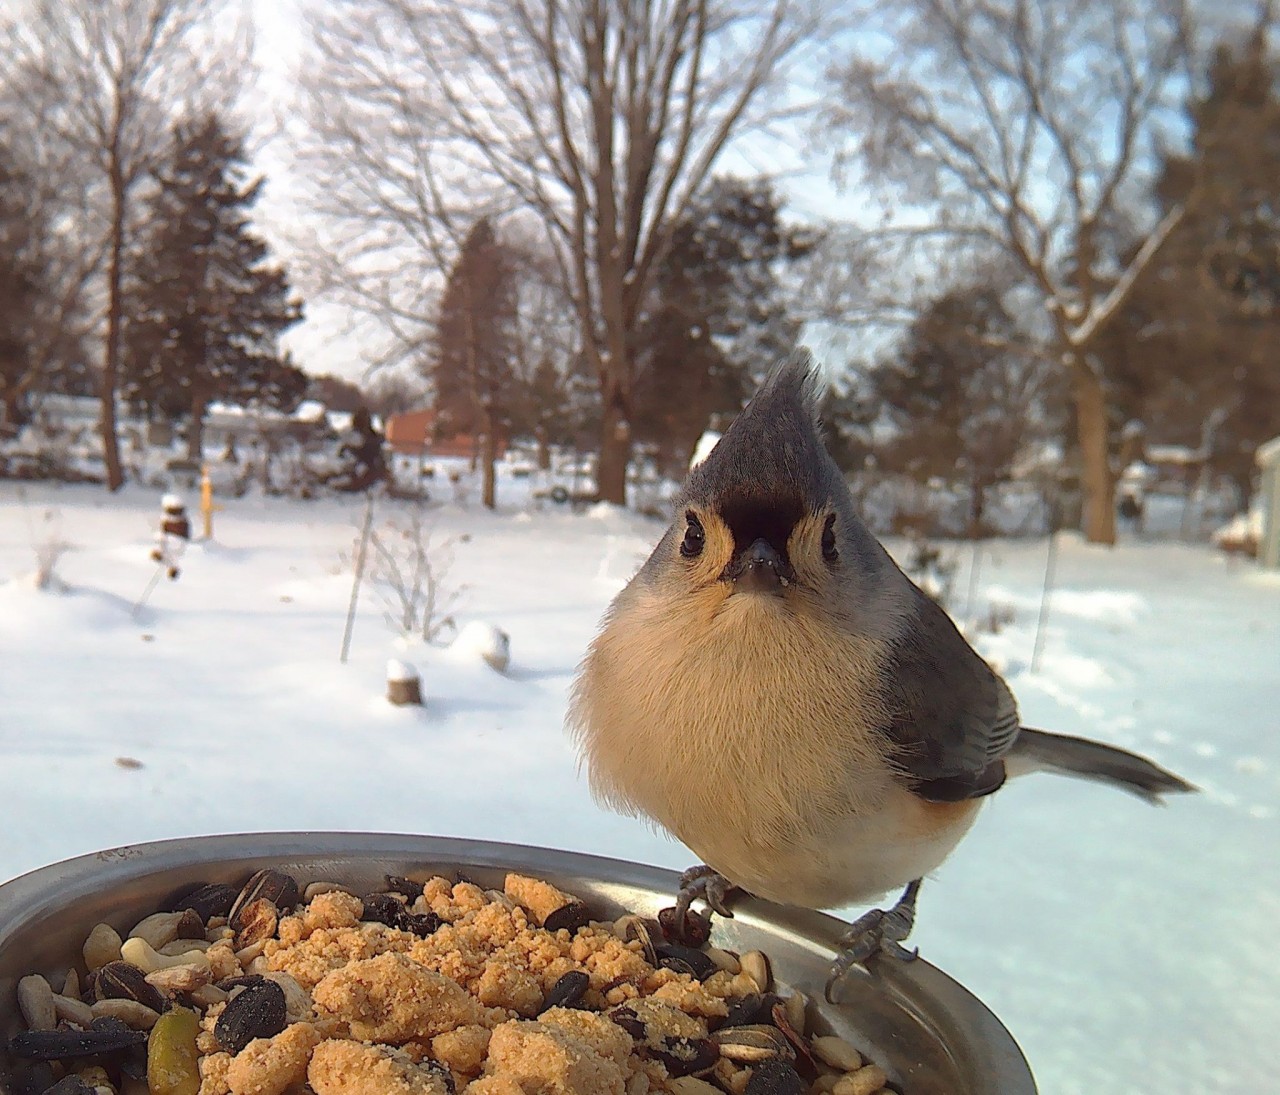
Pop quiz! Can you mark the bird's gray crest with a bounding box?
[681,349,834,510]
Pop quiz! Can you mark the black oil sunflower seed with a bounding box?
[164,882,238,921]
[539,970,590,1013]
[542,901,590,934]
[655,943,718,980]
[360,892,404,927]
[214,978,287,1055]
[6,1026,148,1061]
[607,1005,646,1040]
[743,1059,807,1095]
[647,1035,718,1077]
[398,910,443,937]
[42,1077,97,1095]
[719,993,783,1029]
[385,874,425,900]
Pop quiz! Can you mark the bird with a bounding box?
[567,349,1194,988]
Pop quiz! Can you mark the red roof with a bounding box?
[385,408,507,458]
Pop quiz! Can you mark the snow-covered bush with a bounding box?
[365,509,465,642]
[26,505,69,590]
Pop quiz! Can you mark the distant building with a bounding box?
[385,407,507,460]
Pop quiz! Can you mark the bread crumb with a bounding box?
[225,1021,321,1095]
[431,1024,491,1076]
[481,1017,629,1095]
[308,1039,454,1095]
[198,1051,232,1095]
[312,952,487,1042]
[503,873,578,927]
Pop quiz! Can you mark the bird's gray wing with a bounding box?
[875,588,1020,802]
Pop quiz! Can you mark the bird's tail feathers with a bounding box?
[1006,727,1196,804]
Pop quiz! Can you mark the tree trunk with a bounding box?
[187,387,205,463]
[597,383,631,505]
[481,399,496,510]
[968,478,986,540]
[1073,368,1116,545]
[101,156,127,492]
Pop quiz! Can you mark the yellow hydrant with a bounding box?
[200,465,220,540]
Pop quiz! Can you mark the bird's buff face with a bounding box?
[667,495,844,620]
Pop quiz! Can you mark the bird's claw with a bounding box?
[666,865,742,943]
[825,879,923,1002]
[676,864,738,919]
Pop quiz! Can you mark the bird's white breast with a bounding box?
[571,587,975,908]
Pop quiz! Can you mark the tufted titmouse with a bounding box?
[568,350,1193,982]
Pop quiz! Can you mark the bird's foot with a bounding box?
[826,879,923,1002]
[663,865,740,945]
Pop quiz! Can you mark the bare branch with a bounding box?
[297,0,830,502]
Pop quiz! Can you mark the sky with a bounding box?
[242,0,859,385]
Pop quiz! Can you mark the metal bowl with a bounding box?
[0,833,1036,1094]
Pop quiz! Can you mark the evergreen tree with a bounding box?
[633,178,811,474]
[429,217,518,508]
[123,112,305,459]
[307,373,368,413]
[1107,27,1280,505]
[873,282,1045,534]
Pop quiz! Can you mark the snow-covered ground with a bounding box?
[1,479,1277,1095]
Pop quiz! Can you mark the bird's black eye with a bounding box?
[822,514,838,563]
[680,512,705,558]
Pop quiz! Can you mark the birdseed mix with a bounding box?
[3,868,899,1095]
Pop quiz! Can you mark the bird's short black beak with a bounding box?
[724,538,791,594]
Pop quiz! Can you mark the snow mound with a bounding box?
[450,621,510,672]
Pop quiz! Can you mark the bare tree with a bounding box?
[302,0,828,505]
[4,0,249,490]
[825,0,1200,544]
[0,61,108,425]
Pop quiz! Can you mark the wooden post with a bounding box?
[386,660,423,706]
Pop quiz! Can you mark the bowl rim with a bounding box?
[0,831,1037,1094]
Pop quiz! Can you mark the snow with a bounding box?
[451,620,511,673]
[385,658,419,683]
[2,482,1278,1094]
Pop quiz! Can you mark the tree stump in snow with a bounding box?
[386,660,422,706]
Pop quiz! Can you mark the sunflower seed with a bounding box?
[647,1036,718,1077]
[214,977,287,1054]
[7,1025,148,1061]
[164,882,238,922]
[539,970,590,1013]
[744,1059,807,1095]
[655,944,718,980]
[96,961,167,1013]
[613,916,661,966]
[542,900,591,934]
[228,869,299,929]
[233,897,279,949]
